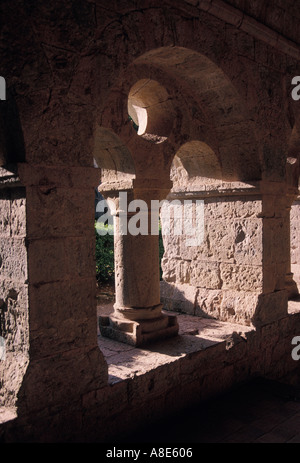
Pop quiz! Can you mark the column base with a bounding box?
[99,312,179,347]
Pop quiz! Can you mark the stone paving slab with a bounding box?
[97,306,253,383]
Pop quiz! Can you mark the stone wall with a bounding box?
[1,306,300,442]
[0,168,28,409]
[0,0,300,443]
[161,182,294,327]
[161,191,263,325]
[291,199,300,287]
[223,0,300,45]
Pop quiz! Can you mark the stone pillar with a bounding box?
[0,167,29,414]
[13,164,108,420]
[291,197,300,290]
[285,202,299,300]
[99,182,179,347]
[263,187,299,299]
[254,183,298,325]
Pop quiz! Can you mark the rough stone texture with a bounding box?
[13,166,109,419]
[0,184,29,409]
[161,190,273,326]
[161,180,300,326]
[1,302,300,442]
[0,0,300,443]
[291,199,300,288]
[223,0,300,45]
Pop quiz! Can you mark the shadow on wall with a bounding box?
[161,280,216,320]
[0,89,26,171]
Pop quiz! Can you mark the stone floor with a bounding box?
[120,376,300,443]
[97,294,300,444]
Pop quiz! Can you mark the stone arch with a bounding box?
[100,46,262,185]
[170,140,222,191]
[97,45,265,334]
[93,126,135,189]
[127,78,175,144]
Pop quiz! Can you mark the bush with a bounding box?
[95,223,114,283]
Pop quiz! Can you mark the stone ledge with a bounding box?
[0,407,17,425]
[98,299,300,386]
[98,310,254,384]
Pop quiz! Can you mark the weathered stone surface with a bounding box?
[26,186,95,239]
[28,236,96,284]
[0,189,29,410]
[161,281,198,315]
[0,197,10,238]
[10,190,26,238]
[0,238,27,282]
[161,281,262,326]
[0,188,26,238]
[291,200,300,289]
[1,0,300,444]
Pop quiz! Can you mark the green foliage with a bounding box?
[95,223,114,283]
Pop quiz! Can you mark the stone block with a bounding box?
[10,189,26,237]
[0,197,10,238]
[220,290,260,325]
[252,290,288,328]
[220,263,263,292]
[18,346,108,414]
[27,236,96,284]
[191,261,222,289]
[196,287,260,325]
[161,281,198,315]
[26,186,95,239]
[234,218,263,265]
[0,238,28,282]
[28,278,98,355]
[205,197,261,221]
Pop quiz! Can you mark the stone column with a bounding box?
[253,183,298,326]
[0,166,29,415]
[99,181,179,346]
[285,194,299,299]
[291,197,300,289]
[13,164,108,420]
